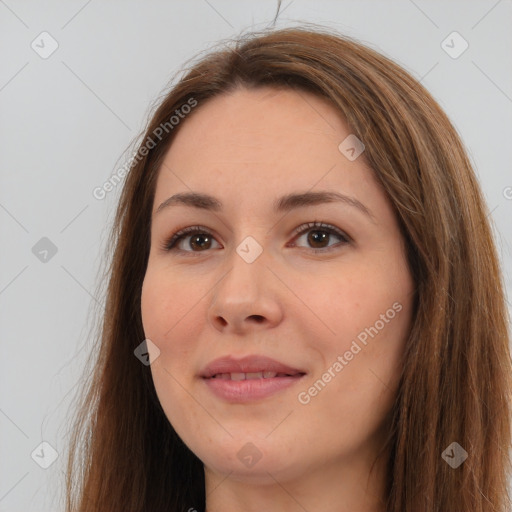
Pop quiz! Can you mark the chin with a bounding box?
[196,435,308,484]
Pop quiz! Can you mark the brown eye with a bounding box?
[163,227,220,252]
[291,221,350,251]
[187,233,214,251]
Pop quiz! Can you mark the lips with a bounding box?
[200,355,306,380]
[200,355,307,403]
[209,371,299,381]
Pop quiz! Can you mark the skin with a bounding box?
[141,86,415,512]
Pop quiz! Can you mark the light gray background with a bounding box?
[1,1,511,511]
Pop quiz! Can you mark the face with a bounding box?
[141,86,415,485]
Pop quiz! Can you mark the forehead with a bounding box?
[165,86,347,160]
[153,86,378,215]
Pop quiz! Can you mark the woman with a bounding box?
[64,25,512,512]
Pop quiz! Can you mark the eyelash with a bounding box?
[160,221,351,256]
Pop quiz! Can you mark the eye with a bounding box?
[161,225,221,254]
[289,221,351,252]
[160,221,350,255]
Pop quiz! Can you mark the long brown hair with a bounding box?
[63,25,512,512]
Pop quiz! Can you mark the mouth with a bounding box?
[206,371,306,381]
[199,355,307,403]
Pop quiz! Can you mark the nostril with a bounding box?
[249,315,264,323]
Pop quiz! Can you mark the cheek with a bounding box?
[150,358,217,460]
[299,303,409,443]
[307,262,412,396]
[142,267,198,338]
[141,269,204,376]
[299,265,402,346]
[141,271,207,434]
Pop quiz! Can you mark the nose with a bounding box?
[207,249,284,335]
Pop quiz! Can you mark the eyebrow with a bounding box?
[154,190,374,221]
